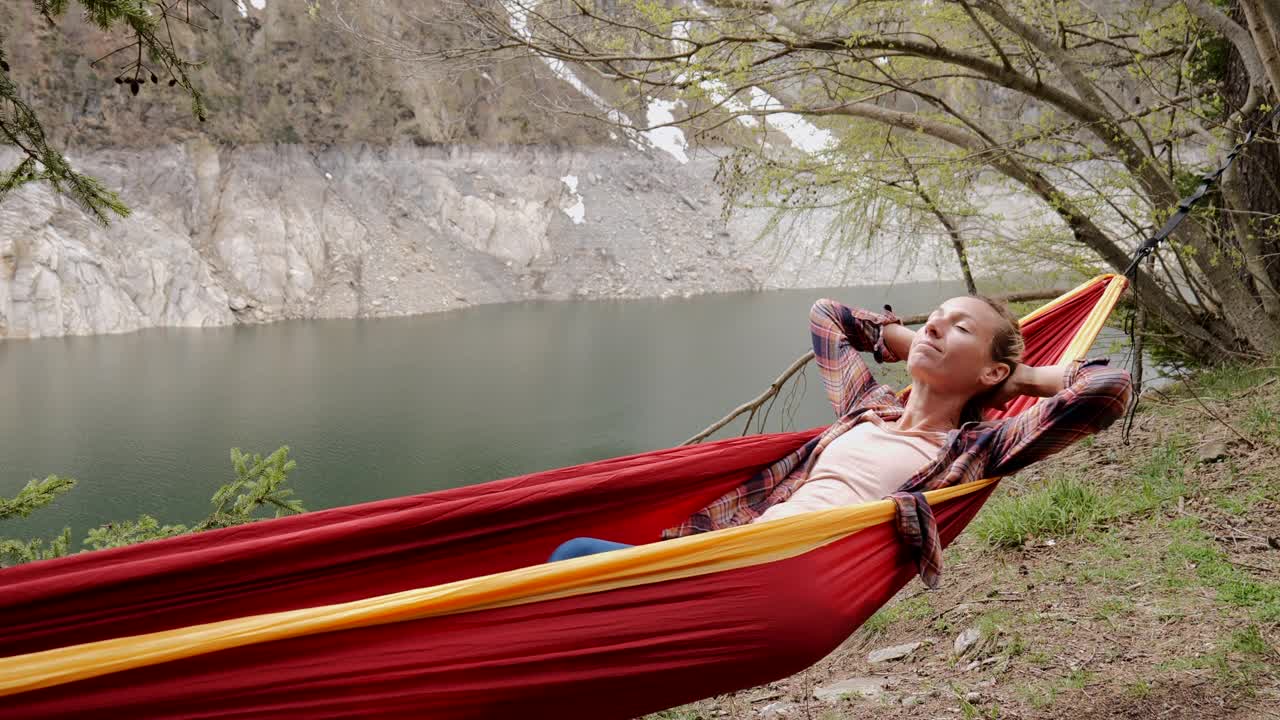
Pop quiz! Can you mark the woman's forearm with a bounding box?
[1010,362,1072,397]
[882,322,915,363]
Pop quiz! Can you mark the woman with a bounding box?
[551,294,1132,584]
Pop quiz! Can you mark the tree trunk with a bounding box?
[1241,0,1280,96]
[1228,0,1280,308]
[978,0,1280,356]
[1215,0,1280,339]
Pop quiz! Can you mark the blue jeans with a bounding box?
[548,537,634,562]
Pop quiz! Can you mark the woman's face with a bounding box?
[907,297,1011,396]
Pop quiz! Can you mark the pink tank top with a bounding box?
[753,414,947,523]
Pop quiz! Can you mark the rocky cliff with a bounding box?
[0,1,956,339]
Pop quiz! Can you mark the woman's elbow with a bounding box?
[809,298,837,323]
[1083,368,1133,430]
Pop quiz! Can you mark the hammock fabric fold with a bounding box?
[0,274,1127,720]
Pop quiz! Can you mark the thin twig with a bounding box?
[1225,558,1276,575]
[1176,506,1270,544]
[684,351,815,445]
[1148,385,1257,449]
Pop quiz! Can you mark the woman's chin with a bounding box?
[907,351,941,372]
[906,363,938,385]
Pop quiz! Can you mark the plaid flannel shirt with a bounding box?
[662,298,1133,588]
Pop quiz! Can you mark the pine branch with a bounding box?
[195,446,306,530]
[0,529,71,567]
[0,475,77,521]
[1,46,131,221]
[0,445,307,567]
[83,515,189,551]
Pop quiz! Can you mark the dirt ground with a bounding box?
[649,363,1280,720]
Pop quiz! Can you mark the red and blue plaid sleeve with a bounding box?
[810,299,904,418]
[985,358,1133,477]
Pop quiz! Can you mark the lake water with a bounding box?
[0,279,1140,541]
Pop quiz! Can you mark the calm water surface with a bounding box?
[1,279,1135,540]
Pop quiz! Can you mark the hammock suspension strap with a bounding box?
[1123,103,1280,279]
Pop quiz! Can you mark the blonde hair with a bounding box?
[972,294,1025,369]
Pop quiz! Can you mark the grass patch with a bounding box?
[1064,669,1096,690]
[979,437,1191,553]
[973,474,1111,548]
[1229,626,1272,656]
[1161,518,1280,622]
[862,594,933,636]
[1019,682,1058,709]
[1158,626,1276,690]
[976,609,1012,640]
[973,436,1189,552]
[1198,367,1263,398]
[1214,494,1249,516]
[1016,669,1095,710]
[979,429,1278,625]
[1117,436,1190,515]
[1091,596,1136,622]
[1243,400,1280,445]
[1024,650,1054,667]
[961,609,1030,662]
[1172,362,1279,401]
[1126,679,1152,699]
[1214,474,1276,514]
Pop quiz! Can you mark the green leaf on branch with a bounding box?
[1,1,214,222]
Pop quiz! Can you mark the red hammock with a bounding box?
[0,276,1123,719]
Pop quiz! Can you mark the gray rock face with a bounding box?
[1,142,952,339]
[0,165,233,338]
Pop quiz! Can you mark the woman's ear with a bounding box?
[981,360,1012,389]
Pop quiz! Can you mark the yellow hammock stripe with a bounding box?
[0,274,1128,698]
[0,481,994,697]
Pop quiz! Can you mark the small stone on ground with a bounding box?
[814,675,893,702]
[867,641,923,663]
[954,627,981,656]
